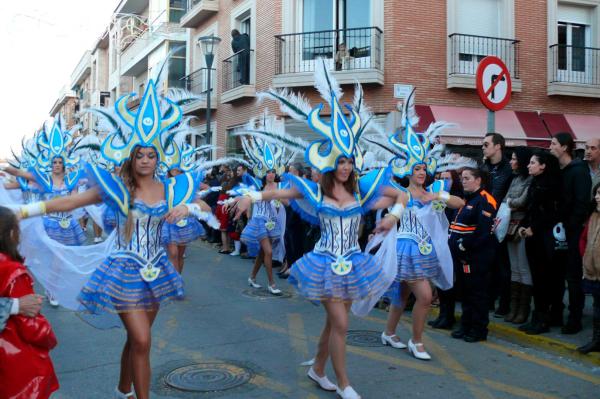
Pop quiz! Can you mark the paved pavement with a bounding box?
[45,240,600,399]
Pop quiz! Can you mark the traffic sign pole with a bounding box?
[487,110,495,133]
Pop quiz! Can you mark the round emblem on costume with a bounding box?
[432,200,446,213]
[140,265,161,282]
[114,151,122,160]
[265,220,276,231]
[340,129,348,137]
[418,242,433,255]
[59,217,70,229]
[143,117,153,126]
[176,219,188,227]
[331,256,353,276]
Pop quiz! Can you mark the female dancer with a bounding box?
[12,79,213,399]
[238,129,290,295]
[368,93,467,360]
[230,62,407,399]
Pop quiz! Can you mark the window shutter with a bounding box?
[456,0,501,37]
[558,4,591,25]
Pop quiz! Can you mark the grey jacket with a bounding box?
[503,174,533,220]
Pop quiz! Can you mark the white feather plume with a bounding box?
[313,58,343,104]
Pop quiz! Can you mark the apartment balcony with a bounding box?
[120,21,186,76]
[447,33,522,91]
[180,0,219,28]
[221,49,256,103]
[548,44,600,98]
[71,51,92,89]
[273,27,383,88]
[180,67,217,113]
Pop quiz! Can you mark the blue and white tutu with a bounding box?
[160,217,206,246]
[43,215,86,246]
[241,216,281,257]
[78,251,184,314]
[288,251,387,302]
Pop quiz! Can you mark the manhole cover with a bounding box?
[241,288,293,299]
[346,330,382,347]
[164,362,253,392]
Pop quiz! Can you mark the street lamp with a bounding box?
[197,34,221,150]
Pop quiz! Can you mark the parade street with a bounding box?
[45,240,599,399]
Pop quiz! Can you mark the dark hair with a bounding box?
[590,182,600,215]
[0,206,24,263]
[485,132,506,151]
[231,29,240,37]
[52,156,66,173]
[261,171,280,187]
[320,170,357,200]
[512,146,532,177]
[462,167,490,189]
[531,150,560,177]
[553,132,575,156]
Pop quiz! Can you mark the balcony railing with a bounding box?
[223,49,254,92]
[275,27,383,75]
[181,67,214,95]
[549,44,600,86]
[448,33,520,79]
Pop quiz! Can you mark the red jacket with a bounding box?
[0,253,59,399]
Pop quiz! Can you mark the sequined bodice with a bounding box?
[397,201,431,244]
[113,200,167,260]
[252,200,280,219]
[314,202,362,258]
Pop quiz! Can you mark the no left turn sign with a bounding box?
[476,56,512,112]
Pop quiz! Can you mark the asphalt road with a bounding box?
[45,240,600,399]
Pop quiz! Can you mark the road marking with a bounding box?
[287,313,316,392]
[483,341,600,385]
[482,379,560,399]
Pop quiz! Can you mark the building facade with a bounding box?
[57,0,600,154]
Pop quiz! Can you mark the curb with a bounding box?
[427,308,600,367]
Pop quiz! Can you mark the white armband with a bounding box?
[387,203,405,221]
[10,298,19,315]
[437,191,450,202]
[20,202,47,219]
[245,191,262,203]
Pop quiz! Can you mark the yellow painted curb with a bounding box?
[426,307,600,367]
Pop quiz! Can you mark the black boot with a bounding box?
[525,311,550,335]
[430,303,456,329]
[518,310,537,332]
[512,284,532,325]
[577,319,600,354]
[504,282,521,322]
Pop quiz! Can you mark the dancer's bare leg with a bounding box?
[322,301,352,389]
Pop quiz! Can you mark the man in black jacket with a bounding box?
[550,132,592,334]
[231,29,250,85]
[481,133,513,316]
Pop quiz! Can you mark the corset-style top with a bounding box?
[314,202,362,259]
[113,200,167,263]
[397,200,431,244]
[44,186,74,220]
[252,200,279,220]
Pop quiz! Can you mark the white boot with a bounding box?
[230,241,241,256]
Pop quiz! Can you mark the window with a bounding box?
[226,126,244,157]
[169,0,186,23]
[168,42,187,89]
[557,4,591,74]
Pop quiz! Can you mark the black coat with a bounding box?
[482,157,513,204]
[559,158,592,231]
[520,173,561,235]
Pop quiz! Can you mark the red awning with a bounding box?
[563,114,600,149]
[420,105,552,148]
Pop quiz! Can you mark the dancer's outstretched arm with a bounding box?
[372,186,409,233]
[1,166,35,183]
[228,187,302,220]
[16,187,102,218]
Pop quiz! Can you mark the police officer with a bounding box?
[449,168,498,342]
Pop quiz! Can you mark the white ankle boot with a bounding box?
[230,241,241,256]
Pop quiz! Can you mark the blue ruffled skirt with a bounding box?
[43,216,86,246]
[241,216,281,257]
[78,251,184,314]
[160,217,206,246]
[288,251,387,302]
[384,238,441,306]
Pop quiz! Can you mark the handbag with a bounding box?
[494,202,512,242]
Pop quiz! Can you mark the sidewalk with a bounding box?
[429,295,600,367]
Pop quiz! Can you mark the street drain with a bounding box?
[164,362,253,392]
[241,288,293,299]
[346,330,382,347]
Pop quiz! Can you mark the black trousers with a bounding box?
[525,232,564,314]
[488,240,510,310]
[458,254,493,338]
[565,227,585,322]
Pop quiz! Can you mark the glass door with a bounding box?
[557,22,591,83]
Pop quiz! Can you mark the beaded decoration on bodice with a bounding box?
[44,186,74,221]
[113,200,167,261]
[396,200,433,255]
[314,202,362,259]
[252,200,280,220]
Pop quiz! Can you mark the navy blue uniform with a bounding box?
[449,189,498,339]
